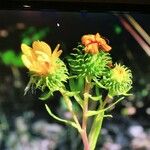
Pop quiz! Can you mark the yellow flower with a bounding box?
[111,64,132,83]
[81,33,112,54]
[101,63,132,96]
[21,41,62,76]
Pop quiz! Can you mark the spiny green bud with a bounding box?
[68,45,111,78]
[101,63,132,97]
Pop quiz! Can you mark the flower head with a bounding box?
[68,45,111,78]
[21,41,68,98]
[21,41,62,76]
[111,64,131,83]
[101,63,132,96]
[81,33,112,54]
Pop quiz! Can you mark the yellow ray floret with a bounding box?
[21,41,62,75]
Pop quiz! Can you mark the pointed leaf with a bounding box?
[93,78,107,89]
[87,109,104,117]
[74,95,83,108]
[45,104,78,129]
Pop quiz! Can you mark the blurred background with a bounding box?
[0,10,150,150]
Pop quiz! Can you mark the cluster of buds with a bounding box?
[68,33,132,97]
[21,33,133,150]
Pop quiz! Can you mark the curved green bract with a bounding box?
[68,45,111,78]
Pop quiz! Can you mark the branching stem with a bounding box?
[60,89,82,132]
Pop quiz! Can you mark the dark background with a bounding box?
[0,6,149,150]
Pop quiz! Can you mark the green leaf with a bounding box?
[89,95,102,101]
[74,95,83,108]
[63,91,84,108]
[86,109,104,117]
[104,97,124,111]
[65,91,80,97]
[89,111,105,150]
[83,93,102,101]
[45,104,78,129]
[93,78,107,89]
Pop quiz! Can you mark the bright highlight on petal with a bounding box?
[81,33,112,54]
[52,44,62,58]
[21,41,62,76]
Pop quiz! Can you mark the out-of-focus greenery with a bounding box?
[22,27,50,45]
[0,27,50,67]
[114,24,122,35]
[0,50,23,67]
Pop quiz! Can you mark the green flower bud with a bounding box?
[68,45,111,78]
[101,63,132,96]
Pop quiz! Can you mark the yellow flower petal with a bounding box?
[21,44,32,57]
[21,41,63,76]
[35,51,50,62]
[21,55,32,70]
[21,44,36,63]
[32,41,52,56]
[52,44,62,58]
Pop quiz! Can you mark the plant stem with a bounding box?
[89,111,104,150]
[81,78,91,150]
[88,95,108,150]
[61,90,82,132]
[81,130,90,150]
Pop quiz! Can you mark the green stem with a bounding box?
[81,130,90,150]
[81,78,91,150]
[89,111,104,150]
[61,89,82,133]
[89,96,124,150]
[88,95,107,150]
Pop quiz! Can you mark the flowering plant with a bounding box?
[21,33,132,150]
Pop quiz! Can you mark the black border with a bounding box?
[0,1,150,13]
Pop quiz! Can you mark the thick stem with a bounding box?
[81,130,90,150]
[82,79,91,130]
[81,78,91,150]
